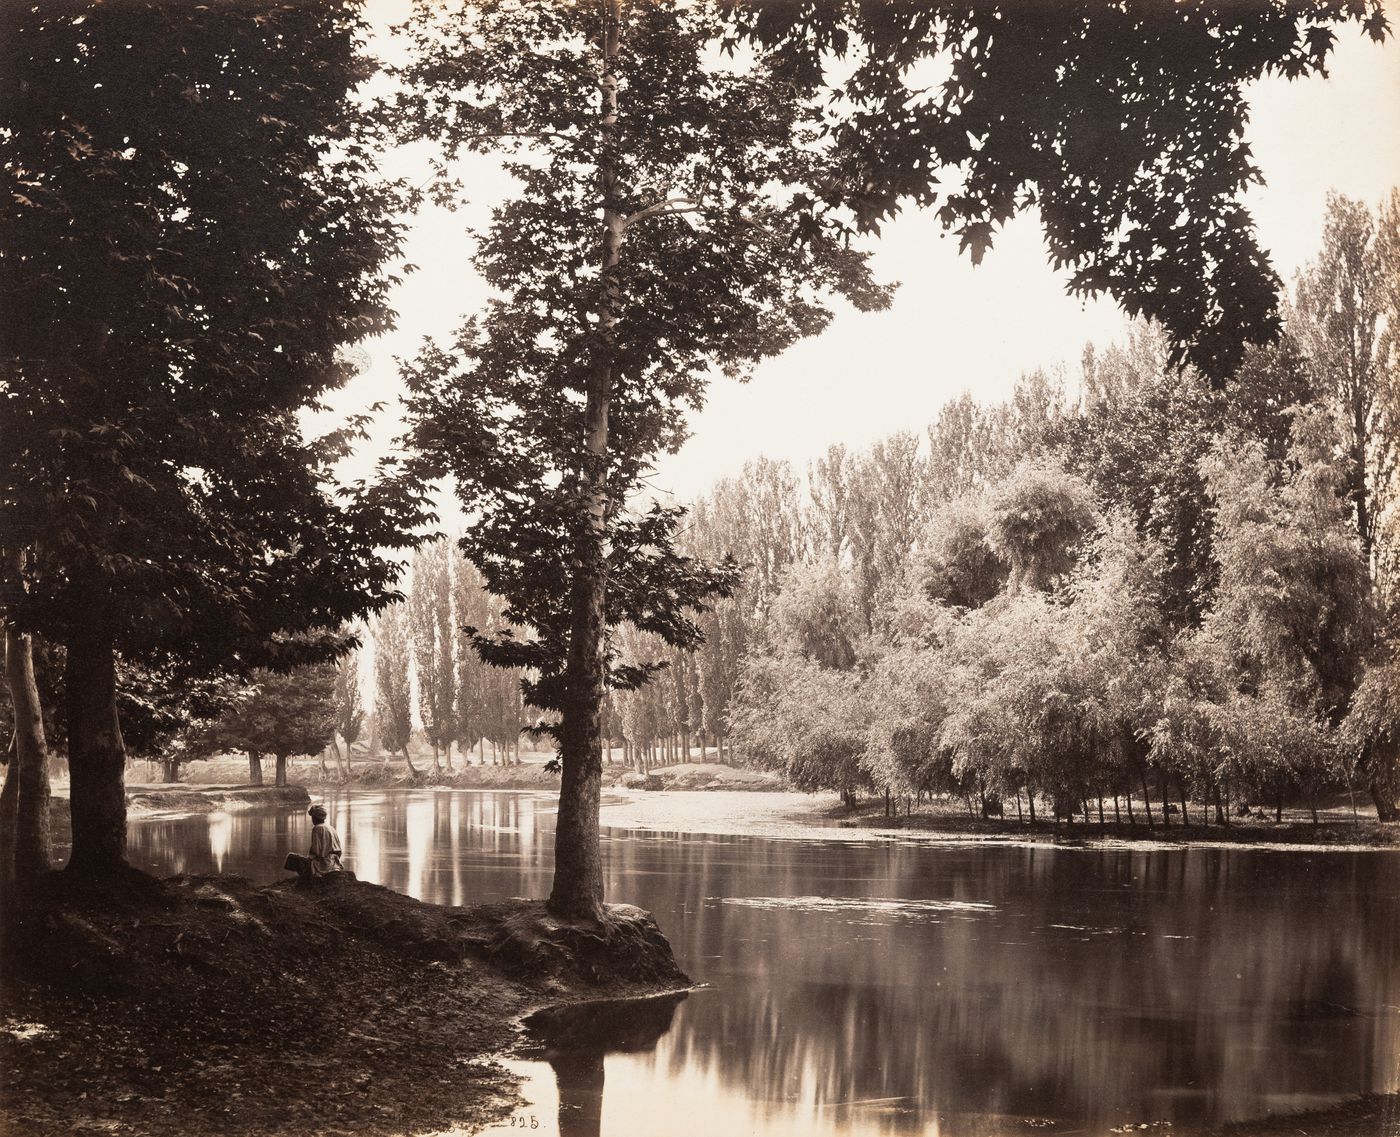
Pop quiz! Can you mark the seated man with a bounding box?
[284,804,343,880]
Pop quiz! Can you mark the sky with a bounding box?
[334,3,1400,512]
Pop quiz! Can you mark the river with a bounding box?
[124,788,1400,1137]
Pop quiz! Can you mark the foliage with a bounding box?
[409,541,457,761]
[984,460,1096,593]
[373,603,413,760]
[332,649,365,751]
[1291,191,1399,578]
[726,0,1390,379]
[1,0,419,675]
[1,0,426,867]
[203,664,338,762]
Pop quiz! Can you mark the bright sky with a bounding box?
[336,3,1400,511]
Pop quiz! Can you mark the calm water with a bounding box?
[124,789,1400,1136]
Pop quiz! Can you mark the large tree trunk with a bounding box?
[549,0,621,925]
[274,754,288,787]
[0,751,18,890]
[64,627,128,874]
[162,758,180,784]
[248,750,264,786]
[5,606,52,885]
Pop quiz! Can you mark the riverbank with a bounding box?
[0,871,688,1137]
[594,789,1400,850]
[825,797,1400,848]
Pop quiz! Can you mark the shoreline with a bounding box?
[593,789,1400,853]
[0,870,689,1137]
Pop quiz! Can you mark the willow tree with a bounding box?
[396,0,888,919]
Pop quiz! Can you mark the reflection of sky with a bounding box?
[122,791,1400,1136]
[406,796,435,899]
[207,811,231,873]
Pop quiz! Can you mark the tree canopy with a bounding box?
[1,1,424,872]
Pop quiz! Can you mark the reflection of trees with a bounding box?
[523,995,685,1137]
[633,842,1400,1128]
[122,794,1400,1130]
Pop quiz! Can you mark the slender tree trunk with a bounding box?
[1138,769,1155,829]
[548,0,621,924]
[1178,780,1190,827]
[403,745,418,775]
[275,754,288,787]
[1160,774,1171,829]
[248,750,264,786]
[5,594,52,884]
[64,626,128,874]
[1113,794,1121,826]
[1027,785,1036,824]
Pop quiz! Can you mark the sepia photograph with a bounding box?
[2,2,1399,1135]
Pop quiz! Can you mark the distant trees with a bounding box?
[713,188,1398,823]
[330,650,365,780]
[201,665,339,788]
[1291,191,1398,583]
[373,604,415,773]
[409,543,456,772]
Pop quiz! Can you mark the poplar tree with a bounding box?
[374,603,415,774]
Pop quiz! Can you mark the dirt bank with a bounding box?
[1,870,689,1137]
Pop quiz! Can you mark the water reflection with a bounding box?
[122,790,1400,1135]
[517,995,686,1137]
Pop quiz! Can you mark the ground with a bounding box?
[0,870,689,1137]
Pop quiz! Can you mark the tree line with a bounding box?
[682,195,1397,825]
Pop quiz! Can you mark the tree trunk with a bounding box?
[548,0,621,924]
[5,601,52,884]
[1366,742,1400,821]
[275,754,288,787]
[0,752,18,890]
[64,627,128,874]
[403,746,418,775]
[162,758,180,784]
[248,750,264,786]
[1138,769,1155,829]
